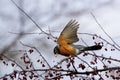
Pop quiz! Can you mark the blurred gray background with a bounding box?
[0,0,120,79]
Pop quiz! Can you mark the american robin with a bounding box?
[54,20,102,57]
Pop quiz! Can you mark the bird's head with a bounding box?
[53,45,60,57]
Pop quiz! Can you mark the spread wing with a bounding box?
[58,19,80,45]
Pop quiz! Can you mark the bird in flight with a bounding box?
[54,20,102,57]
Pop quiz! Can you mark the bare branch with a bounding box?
[91,12,120,49]
[20,41,51,68]
[10,0,56,40]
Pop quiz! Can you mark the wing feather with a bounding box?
[58,19,80,44]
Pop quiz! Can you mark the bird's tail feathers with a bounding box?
[83,45,102,51]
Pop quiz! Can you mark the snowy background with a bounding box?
[0,0,120,79]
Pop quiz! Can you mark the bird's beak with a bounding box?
[54,53,58,57]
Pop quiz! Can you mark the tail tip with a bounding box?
[94,45,102,50]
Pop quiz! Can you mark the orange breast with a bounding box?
[59,44,76,56]
[57,35,76,56]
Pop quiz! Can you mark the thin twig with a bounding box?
[10,0,56,40]
[80,38,106,67]
[79,35,120,62]
[78,32,120,51]
[3,55,24,70]
[91,12,120,49]
[9,31,43,35]
[20,41,51,68]
[1,66,120,79]
[70,58,78,72]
